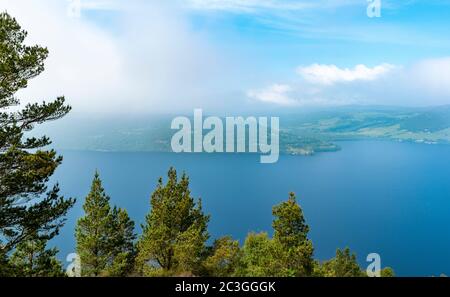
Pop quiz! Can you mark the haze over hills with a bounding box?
[33,105,450,156]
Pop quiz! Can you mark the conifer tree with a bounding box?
[106,206,136,276]
[8,238,65,277]
[381,267,395,277]
[236,232,286,277]
[317,247,365,277]
[75,172,112,276]
[75,172,136,276]
[0,12,75,261]
[203,236,241,277]
[272,192,314,276]
[137,167,209,276]
[0,250,11,275]
[272,192,309,247]
[235,193,314,276]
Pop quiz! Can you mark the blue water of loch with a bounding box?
[51,140,450,276]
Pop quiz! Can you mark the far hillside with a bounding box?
[32,106,450,155]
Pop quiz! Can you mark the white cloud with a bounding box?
[370,57,450,106]
[247,84,297,105]
[78,0,120,11]
[1,0,228,113]
[247,82,359,107]
[406,57,450,97]
[3,1,450,113]
[185,0,313,12]
[248,58,450,107]
[297,63,396,85]
[184,0,367,13]
[2,0,123,107]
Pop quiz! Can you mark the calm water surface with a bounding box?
[51,141,450,276]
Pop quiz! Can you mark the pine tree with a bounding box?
[137,167,209,276]
[75,172,136,276]
[317,247,365,277]
[203,236,241,277]
[0,249,13,276]
[234,193,315,277]
[272,192,314,276]
[381,267,395,277]
[236,232,287,277]
[75,172,113,276]
[106,206,136,276]
[8,238,65,277]
[272,192,309,248]
[0,11,75,275]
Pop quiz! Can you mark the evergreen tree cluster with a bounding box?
[72,168,394,277]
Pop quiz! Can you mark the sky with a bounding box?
[2,0,450,114]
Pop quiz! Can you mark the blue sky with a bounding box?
[186,1,449,63]
[3,0,450,113]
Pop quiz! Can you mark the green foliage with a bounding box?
[105,207,137,276]
[0,12,48,106]
[75,172,136,276]
[272,192,314,276]
[137,167,210,276]
[0,249,13,276]
[73,170,391,278]
[8,238,65,277]
[75,172,112,276]
[236,232,286,277]
[316,247,365,277]
[0,11,74,276]
[235,193,314,277]
[283,240,314,276]
[381,267,395,277]
[203,236,241,277]
[272,192,309,248]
